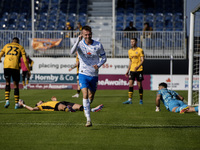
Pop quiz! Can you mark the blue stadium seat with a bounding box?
[38,24,46,30]
[116,23,124,31]
[17,23,26,30]
[165,20,173,28]
[57,24,65,30]
[165,13,173,21]
[145,13,154,20]
[175,21,183,29]
[135,13,143,22]
[48,25,56,30]
[135,21,143,30]
[126,8,134,14]
[51,0,59,3]
[165,28,173,31]
[78,17,86,26]
[174,13,183,21]
[117,15,124,23]
[156,21,164,29]
[155,13,164,22]
[68,13,76,21]
[126,13,133,22]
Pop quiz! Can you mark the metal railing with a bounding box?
[0,30,186,59]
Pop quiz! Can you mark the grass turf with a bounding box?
[0,89,199,150]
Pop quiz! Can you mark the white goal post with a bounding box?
[188,3,200,115]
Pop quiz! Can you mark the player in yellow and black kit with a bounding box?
[0,37,30,109]
[123,38,144,104]
[18,96,103,112]
[69,52,81,98]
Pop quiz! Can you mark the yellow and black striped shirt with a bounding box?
[37,101,60,111]
[0,42,30,71]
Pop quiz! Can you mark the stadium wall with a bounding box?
[0,58,191,90]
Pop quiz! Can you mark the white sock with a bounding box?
[83,99,91,122]
[89,99,93,104]
[128,98,132,101]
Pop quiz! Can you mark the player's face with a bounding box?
[51,96,57,101]
[131,39,137,47]
[82,29,92,43]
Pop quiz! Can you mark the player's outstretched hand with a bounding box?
[18,100,23,106]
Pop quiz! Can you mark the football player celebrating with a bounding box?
[70,26,107,127]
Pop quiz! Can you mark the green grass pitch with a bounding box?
[0,89,199,150]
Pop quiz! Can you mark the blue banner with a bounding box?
[0,73,77,84]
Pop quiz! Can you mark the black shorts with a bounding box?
[22,71,29,80]
[4,68,20,82]
[129,71,144,81]
[54,101,75,111]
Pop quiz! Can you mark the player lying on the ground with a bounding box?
[156,82,199,113]
[18,96,103,112]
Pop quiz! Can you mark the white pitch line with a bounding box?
[0,122,199,128]
[0,100,6,103]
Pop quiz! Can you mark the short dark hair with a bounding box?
[82,25,92,32]
[12,37,19,43]
[159,82,168,88]
[131,38,138,42]
[144,22,150,27]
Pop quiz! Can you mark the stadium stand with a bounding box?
[0,0,88,31]
[116,0,184,31]
[0,0,185,58]
[0,0,183,31]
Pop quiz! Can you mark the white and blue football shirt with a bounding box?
[71,38,107,77]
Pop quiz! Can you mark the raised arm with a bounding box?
[71,35,82,54]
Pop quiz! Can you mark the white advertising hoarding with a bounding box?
[23,58,129,75]
[150,75,199,90]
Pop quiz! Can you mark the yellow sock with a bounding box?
[14,95,19,104]
[5,91,10,100]
[128,92,133,99]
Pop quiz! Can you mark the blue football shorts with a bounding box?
[79,73,98,92]
[168,100,188,112]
